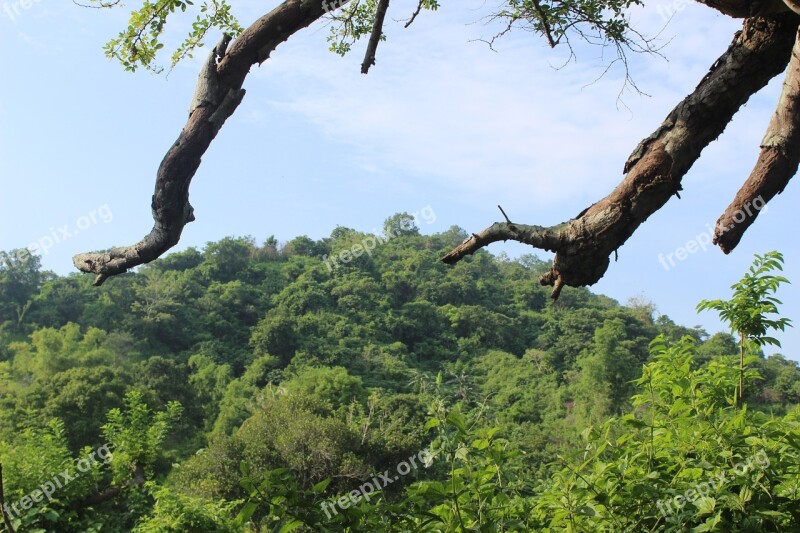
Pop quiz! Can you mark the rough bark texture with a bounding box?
[362,0,391,74]
[442,14,799,298]
[695,0,790,18]
[73,0,330,285]
[715,28,800,252]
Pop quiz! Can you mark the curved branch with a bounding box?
[715,27,800,252]
[443,14,799,298]
[73,0,330,285]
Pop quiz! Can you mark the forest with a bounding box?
[1,217,799,531]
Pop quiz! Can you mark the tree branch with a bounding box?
[404,0,424,28]
[532,0,557,47]
[73,0,330,285]
[694,0,790,18]
[361,0,390,74]
[442,14,799,298]
[715,27,800,252]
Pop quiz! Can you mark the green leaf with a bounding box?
[424,418,441,430]
[471,438,490,450]
[312,478,332,493]
[235,501,258,525]
[446,411,467,433]
[278,519,304,533]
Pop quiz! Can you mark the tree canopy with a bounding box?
[1,229,799,529]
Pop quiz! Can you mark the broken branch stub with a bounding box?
[714,27,800,252]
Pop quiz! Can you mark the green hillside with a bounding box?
[1,216,799,531]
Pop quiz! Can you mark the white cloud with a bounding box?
[239,2,753,212]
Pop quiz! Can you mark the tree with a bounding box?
[0,251,46,333]
[102,390,183,485]
[697,250,792,404]
[582,319,643,412]
[175,394,370,498]
[283,366,365,410]
[69,1,800,297]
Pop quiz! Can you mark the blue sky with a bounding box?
[1,1,799,358]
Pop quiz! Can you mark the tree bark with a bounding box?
[715,27,800,252]
[362,0,391,74]
[695,0,790,18]
[73,0,331,285]
[442,14,799,298]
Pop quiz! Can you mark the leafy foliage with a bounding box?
[498,0,645,47]
[1,228,798,531]
[133,483,243,532]
[102,390,183,482]
[86,0,243,72]
[698,251,792,350]
[698,251,793,402]
[86,0,655,74]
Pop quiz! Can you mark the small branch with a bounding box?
[0,463,16,533]
[188,34,231,116]
[715,27,800,253]
[442,222,562,264]
[532,0,557,47]
[404,0,423,28]
[361,0,390,74]
[497,205,513,225]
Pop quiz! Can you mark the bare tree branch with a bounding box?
[361,0,390,74]
[715,27,800,252]
[404,0,424,28]
[73,0,330,285]
[442,14,799,298]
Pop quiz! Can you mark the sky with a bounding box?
[1,1,799,359]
